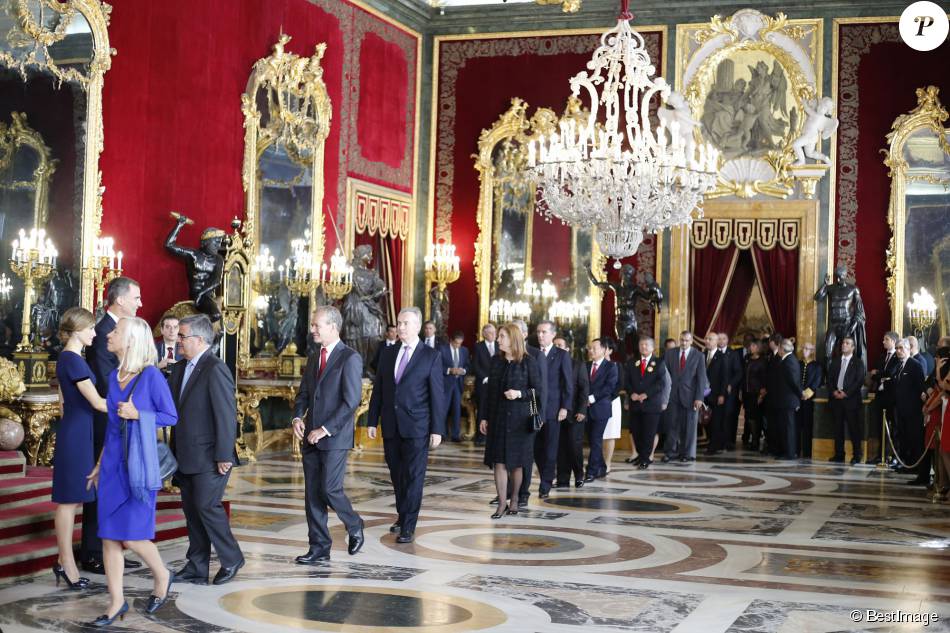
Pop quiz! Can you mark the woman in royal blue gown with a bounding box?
[86,317,178,626]
[52,308,108,590]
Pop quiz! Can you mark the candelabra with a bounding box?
[11,228,57,352]
[85,236,123,311]
[284,237,318,296]
[424,240,460,291]
[907,287,938,340]
[489,298,532,323]
[548,299,590,327]
[320,248,353,301]
[0,273,11,315]
[251,246,279,295]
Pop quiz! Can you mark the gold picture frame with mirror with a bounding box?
[883,85,950,338]
[239,34,331,373]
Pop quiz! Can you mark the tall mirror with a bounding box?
[239,35,330,373]
[885,86,950,344]
[0,0,112,356]
[474,98,601,351]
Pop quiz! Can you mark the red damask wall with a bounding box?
[99,0,417,325]
[834,23,950,364]
[433,30,663,341]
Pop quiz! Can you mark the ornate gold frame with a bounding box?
[472,97,602,337]
[0,0,114,310]
[882,86,950,335]
[0,111,58,226]
[239,35,331,373]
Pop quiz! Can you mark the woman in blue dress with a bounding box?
[86,316,178,626]
[52,307,108,590]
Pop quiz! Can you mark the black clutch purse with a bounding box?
[529,388,544,432]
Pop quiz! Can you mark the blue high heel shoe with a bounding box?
[51,564,89,590]
[144,569,175,614]
[88,601,128,627]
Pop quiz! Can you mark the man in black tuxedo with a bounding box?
[370,324,399,374]
[534,321,573,498]
[796,342,823,459]
[764,338,802,460]
[291,306,365,563]
[718,333,743,450]
[169,314,244,585]
[472,323,498,445]
[440,331,470,442]
[868,331,900,464]
[626,336,669,469]
[81,277,143,574]
[367,307,445,543]
[892,338,925,473]
[584,338,618,481]
[704,333,730,454]
[829,336,867,464]
[554,337,588,488]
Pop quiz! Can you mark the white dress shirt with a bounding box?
[837,355,852,391]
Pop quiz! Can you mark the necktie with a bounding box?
[452,346,459,368]
[166,346,174,360]
[641,358,647,377]
[838,357,849,391]
[395,346,410,383]
[317,346,328,379]
[488,342,493,356]
[590,362,599,381]
[680,350,686,371]
[180,361,196,397]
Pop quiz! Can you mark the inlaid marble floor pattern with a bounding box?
[2,444,950,632]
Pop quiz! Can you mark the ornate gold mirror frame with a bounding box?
[0,111,58,226]
[0,0,114,311]
[883,86,950,335]
[239,35,331,373]
[473,97,602,337]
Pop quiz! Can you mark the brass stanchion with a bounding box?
[876,415,888,470]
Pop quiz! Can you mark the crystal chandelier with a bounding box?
[526,0,719,264]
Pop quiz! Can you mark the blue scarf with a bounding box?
[126,408,161,503]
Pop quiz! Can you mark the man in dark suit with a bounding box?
[584,338,618,481]
[440,331,470,442]
[626,336,669,469]
[370,324,399,374]
[718,333,743,450]
[472,323,498,445]
[908,335,935,377]
[534,320,573,498]
[155,314,183,374]
[796,342,823,459]
[81,277,143,574]
[367,307,446,544]
[868,331,900,464]
[829,336,867,464]
[554,337,588,488]
[704,333,730,454]
[662,331,707,462]
[422,320,443,350]
[893,338,925,473]
[764,338,803,460]
[291,306,365,563]
[169,314,243,585]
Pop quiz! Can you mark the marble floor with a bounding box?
[2,444,950,632]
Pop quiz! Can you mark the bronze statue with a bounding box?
[587,264,663,351]
[429,284,448,337]
[815,264,867,364]
[341,244,388,365]
[165,213,225,325]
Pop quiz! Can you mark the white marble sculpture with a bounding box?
[658,91,699,154]
[791,96,838,165]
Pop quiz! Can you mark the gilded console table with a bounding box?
[461,376,478,440]
[11,389,60,466]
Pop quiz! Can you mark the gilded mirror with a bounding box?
[239,35,330,372]
[0,0,113,352]
[884,86,950,341]
[474,98,601,348]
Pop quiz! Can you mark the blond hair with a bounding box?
[58,307,96,342]
[499,322,526,363]
[117,317,158,374]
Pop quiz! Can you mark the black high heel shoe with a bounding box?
[491,504,507,519]
[89,601,128,627]
[144,569,176,614]
[52,564,89,590]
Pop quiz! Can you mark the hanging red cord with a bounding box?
[618,0,634,21]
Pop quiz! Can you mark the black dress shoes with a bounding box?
[295,550,330,564]
[575,480,584,488]
[124,558,141,569]
[389,521,402,533]
[395,532,414,544]
[538,490,550,499]
[348,521,365,555]
[582,474,595,483]
[553,482,568,489]
[174,567,208,585]
[829,455,845,463]
[517,497,528,508]
[80,559,104,574]
[213,559,244,585]
[661,455,673,463]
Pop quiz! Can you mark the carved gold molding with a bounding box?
[690,217,800,251]
[0,111,57,226]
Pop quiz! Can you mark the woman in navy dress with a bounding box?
[86,316,177,626]
[52,308,108,590]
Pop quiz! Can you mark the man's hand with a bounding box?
[158,358,169,369]
[575,413,585,422]
[479,420,488,435]
[367,426,378,439]
[430,434,442,449]
[307,427,328,445]
[292,417,305,441]
[717,395,725,406]
[217,461,232,475]
[557,408,568,422]
[503,389,521,400]
[693,400,703,411]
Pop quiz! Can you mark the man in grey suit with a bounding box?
[662,331,708,462]
[292,306,365,563]
[169,314,244,585]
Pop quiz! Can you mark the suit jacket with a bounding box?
[367,341,446,439]
[538,346,573,420]
[371,340,399,373]
[894,358,925,424]
[527,345,548,420]
[912,352,935,377]
[440,344,470,394]
[721,348,743,395]
[663,347,708,407]
[704,349,729,402]
[765,353,802,410]
[570,360,590,418]
[168,350,239,474]
[625,356,669,414]
[293,342,363,451]
[829,356,866,409]
[872,351,901,406]
[155,339,183,364]
[801,360,823,393]
[586,360,618,421]
[87,315,118,398]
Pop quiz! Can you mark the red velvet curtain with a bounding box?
[751,246,799,338]
[711,249,757,337]
[380,233,402,325]
[691,244,738,337]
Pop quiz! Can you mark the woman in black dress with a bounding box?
[742,340,768,450]
[479,323,542,519]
